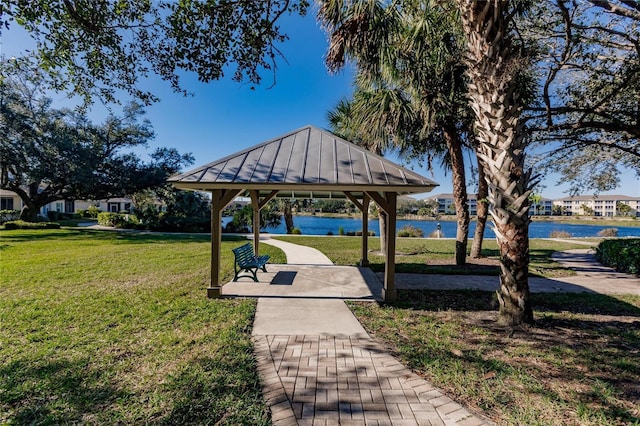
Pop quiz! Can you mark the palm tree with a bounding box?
[455,0,538,325]
[470,158,489,258]
[327,97,391,253]
[279,198,295,233]
[320,0,474,265]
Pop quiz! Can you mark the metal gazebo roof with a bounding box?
[168,125,438,197]
[168,124,439,303]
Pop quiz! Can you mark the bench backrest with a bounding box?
[233,243,255,264]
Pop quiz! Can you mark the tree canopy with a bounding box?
[1,0,309,105]
[319,0,478,265]
[0,63,193,221]
[523,0,640,193]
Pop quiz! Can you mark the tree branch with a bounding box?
[588,0,640,21]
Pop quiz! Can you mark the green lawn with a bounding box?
[348,291,640,425]
[0,229,285,425]
[3,230,637,425]
[274,236,592,277]
[273,235,640,424]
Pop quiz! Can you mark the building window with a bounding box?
[0,197,14,210]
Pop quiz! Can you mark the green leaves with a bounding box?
[524,0,640,191]
[3,1,309,106]
[0,64,192,221]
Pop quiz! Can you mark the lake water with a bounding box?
[234,216,640,238]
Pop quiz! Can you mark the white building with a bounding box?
[0,190,154,217]
[423,193,640,217]
[423,193,480,216]
[530,197,554,216]
[553,195,640,217]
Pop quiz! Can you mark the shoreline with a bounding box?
[292,212,640,227]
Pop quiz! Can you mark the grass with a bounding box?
[274,236,592,277]
[348,290,640,425]
[0,229,285,425]
[3,229,636,425]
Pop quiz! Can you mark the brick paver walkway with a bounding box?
[253,334,490,426]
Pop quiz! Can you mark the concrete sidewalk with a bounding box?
[251,238,491,426]
[249,238,637,425]
[260,236,334,265]
[388,248,640,296]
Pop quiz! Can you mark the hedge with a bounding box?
[595,238,640,275]
[0,210,20,224]
[97,212,209,233]
[97,212,140,229]
[3,220,61,230]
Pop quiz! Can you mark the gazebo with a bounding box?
[168,125,438,301]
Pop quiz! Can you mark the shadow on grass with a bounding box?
[390,289,640,317]
[0,358,130,424]
[367,262,500,275]
[0,228,249,245]
[157,352,269,425]
[352,290,640,424]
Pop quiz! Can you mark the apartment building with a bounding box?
[423,193,639,216]
[422,193,476,215]
[424,193,554,216]
[554,195,640,217]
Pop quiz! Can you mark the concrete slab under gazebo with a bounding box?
[168,125,438,301]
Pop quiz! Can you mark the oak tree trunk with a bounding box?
[19,204,39,222]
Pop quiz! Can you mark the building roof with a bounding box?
[422,193,478,200]
[169,125,438,198]
[555,195,640,202]
[0,189,20,197]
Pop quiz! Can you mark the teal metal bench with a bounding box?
[232,243,270,282]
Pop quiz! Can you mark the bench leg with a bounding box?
[234,268,260,282]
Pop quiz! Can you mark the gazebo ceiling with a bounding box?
[168,125,438,198]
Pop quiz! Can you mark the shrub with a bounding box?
[397,225,424,238]
[428,229,445,238]
[346,231,375,236]
[97,212,138,228]
[3,220,60,230]
[156,216,210,233]
[47,211,79,221]
[47,211,62,221]
[0,210,20,224]
[291,228,302,234]
[86,205,101,218]
[549,230,572,238]
[338,226,345,236]
[597,228,618,237]
[326,231,334,236]
[595,238,640,275]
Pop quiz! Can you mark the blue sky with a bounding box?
[2,8,638,199]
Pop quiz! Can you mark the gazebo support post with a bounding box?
[344,192,370,266]
[361,195,370,266]
[250,191,261,257]
[384,192,397,301]
[249,190,279,257]
[367,191,397,302]
[208,188,242,298]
